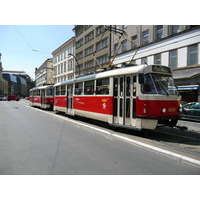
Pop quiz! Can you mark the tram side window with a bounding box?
[61,85,66,95]
[133,76,136,96]
[84,80,94,95]
[75,82,83,95]
[47,88,53,96]
[96,78,109,95]
[56,86,60,96]
[35,89,40,96]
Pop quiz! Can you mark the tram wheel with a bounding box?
[166,119,178,127]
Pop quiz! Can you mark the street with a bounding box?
[0,99,200,175]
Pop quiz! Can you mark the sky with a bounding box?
[0,25,75,79]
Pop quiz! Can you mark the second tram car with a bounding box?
[53,64,181,131]
[29,85,54,109]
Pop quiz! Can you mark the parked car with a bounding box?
[3,96,7,101]
[0,95,4,101]
[180,102,200,122]
[7,95,20,101]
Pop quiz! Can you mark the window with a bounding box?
[64,62,66,72]
[123,25,128,29]
[154,54,161,64]
[96,38,108,51]
[96,55,108,66]
[96,78,109,95]
[61,85,66,95]
[76,51,83,60]
[85,45,93,56]
[143,30,149,44]
[131,35,137,49]
[75,26,83,37]
[169,49,177,69]
[188,44,197,66]
[76,38,83,49]
[114,43,118,54]
[172,25,180,34]
[75,82,83,95]
[85,60,93,69]
[96,25,106,36]
[68,60,73,71]
[84,80,94,95]
[156,25,163,40]
[56,86,60,96]
[141,57,147,64]
[85,31,94,43]
[122,40,127,52]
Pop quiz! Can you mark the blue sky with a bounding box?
[0,25,75,79]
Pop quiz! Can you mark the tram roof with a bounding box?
[30,85,54,91]
[54,64,170,87]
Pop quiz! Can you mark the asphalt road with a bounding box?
[0,100,200,175]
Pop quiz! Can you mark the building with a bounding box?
[2,70,34,97]
[110,25,200,102]
[73,25,110,76]
[35,58,54,86]
[52,37,75,84]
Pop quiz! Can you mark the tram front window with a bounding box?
[142,73,178,95]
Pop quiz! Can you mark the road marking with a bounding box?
[26,103,200,167]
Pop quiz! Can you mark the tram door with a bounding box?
[67,84,73,114]
[41,89,45,106]
[113,75,136,126]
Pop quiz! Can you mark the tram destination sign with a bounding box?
[152,65,172,74]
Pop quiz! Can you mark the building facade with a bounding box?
[110,25,200,102]
[73,25,110,76]
[52,37,75,84]
[2,70,34,97]
[35,58,54,87]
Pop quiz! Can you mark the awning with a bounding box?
[177,85,199,91]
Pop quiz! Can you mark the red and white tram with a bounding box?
[29,85,54,109]
[53,64,181,131]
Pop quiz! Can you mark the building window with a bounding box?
[85,45,93,57]
[64,62,66,72]
[154,54,161,64]
[85,31,94,43]
[75,26,83,37]
[96,25,106,36]
[131,35,138,49]
[96,55,108,66]
[141,57,147,64]
[114,43,118,54]
[96,38,108,51]
[123,25,128,29]
[169,49,177,69]
[76,38,83,49]
[156,25,163,40]
[85,60,93,69]
[143,30,149,45]
[172,25,180,34]
[188,44,198,66]
[122,40,127,52]
[76,51,83,60]
[68,60,73,71]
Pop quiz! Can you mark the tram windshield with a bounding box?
[141,73,178,95]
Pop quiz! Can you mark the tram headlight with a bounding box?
[161,108,166,113]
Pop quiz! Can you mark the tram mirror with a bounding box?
[139,73,144,84]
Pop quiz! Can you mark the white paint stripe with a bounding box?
[27,104,200,167]
[112,134,200,167]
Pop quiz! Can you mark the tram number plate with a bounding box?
[168,108,176,112]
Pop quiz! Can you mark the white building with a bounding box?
[52,37,75,84]
[112,25,200,102]
[35,58,54,87]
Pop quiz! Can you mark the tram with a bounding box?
[53,64,182,130]
[29,85,54,109]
